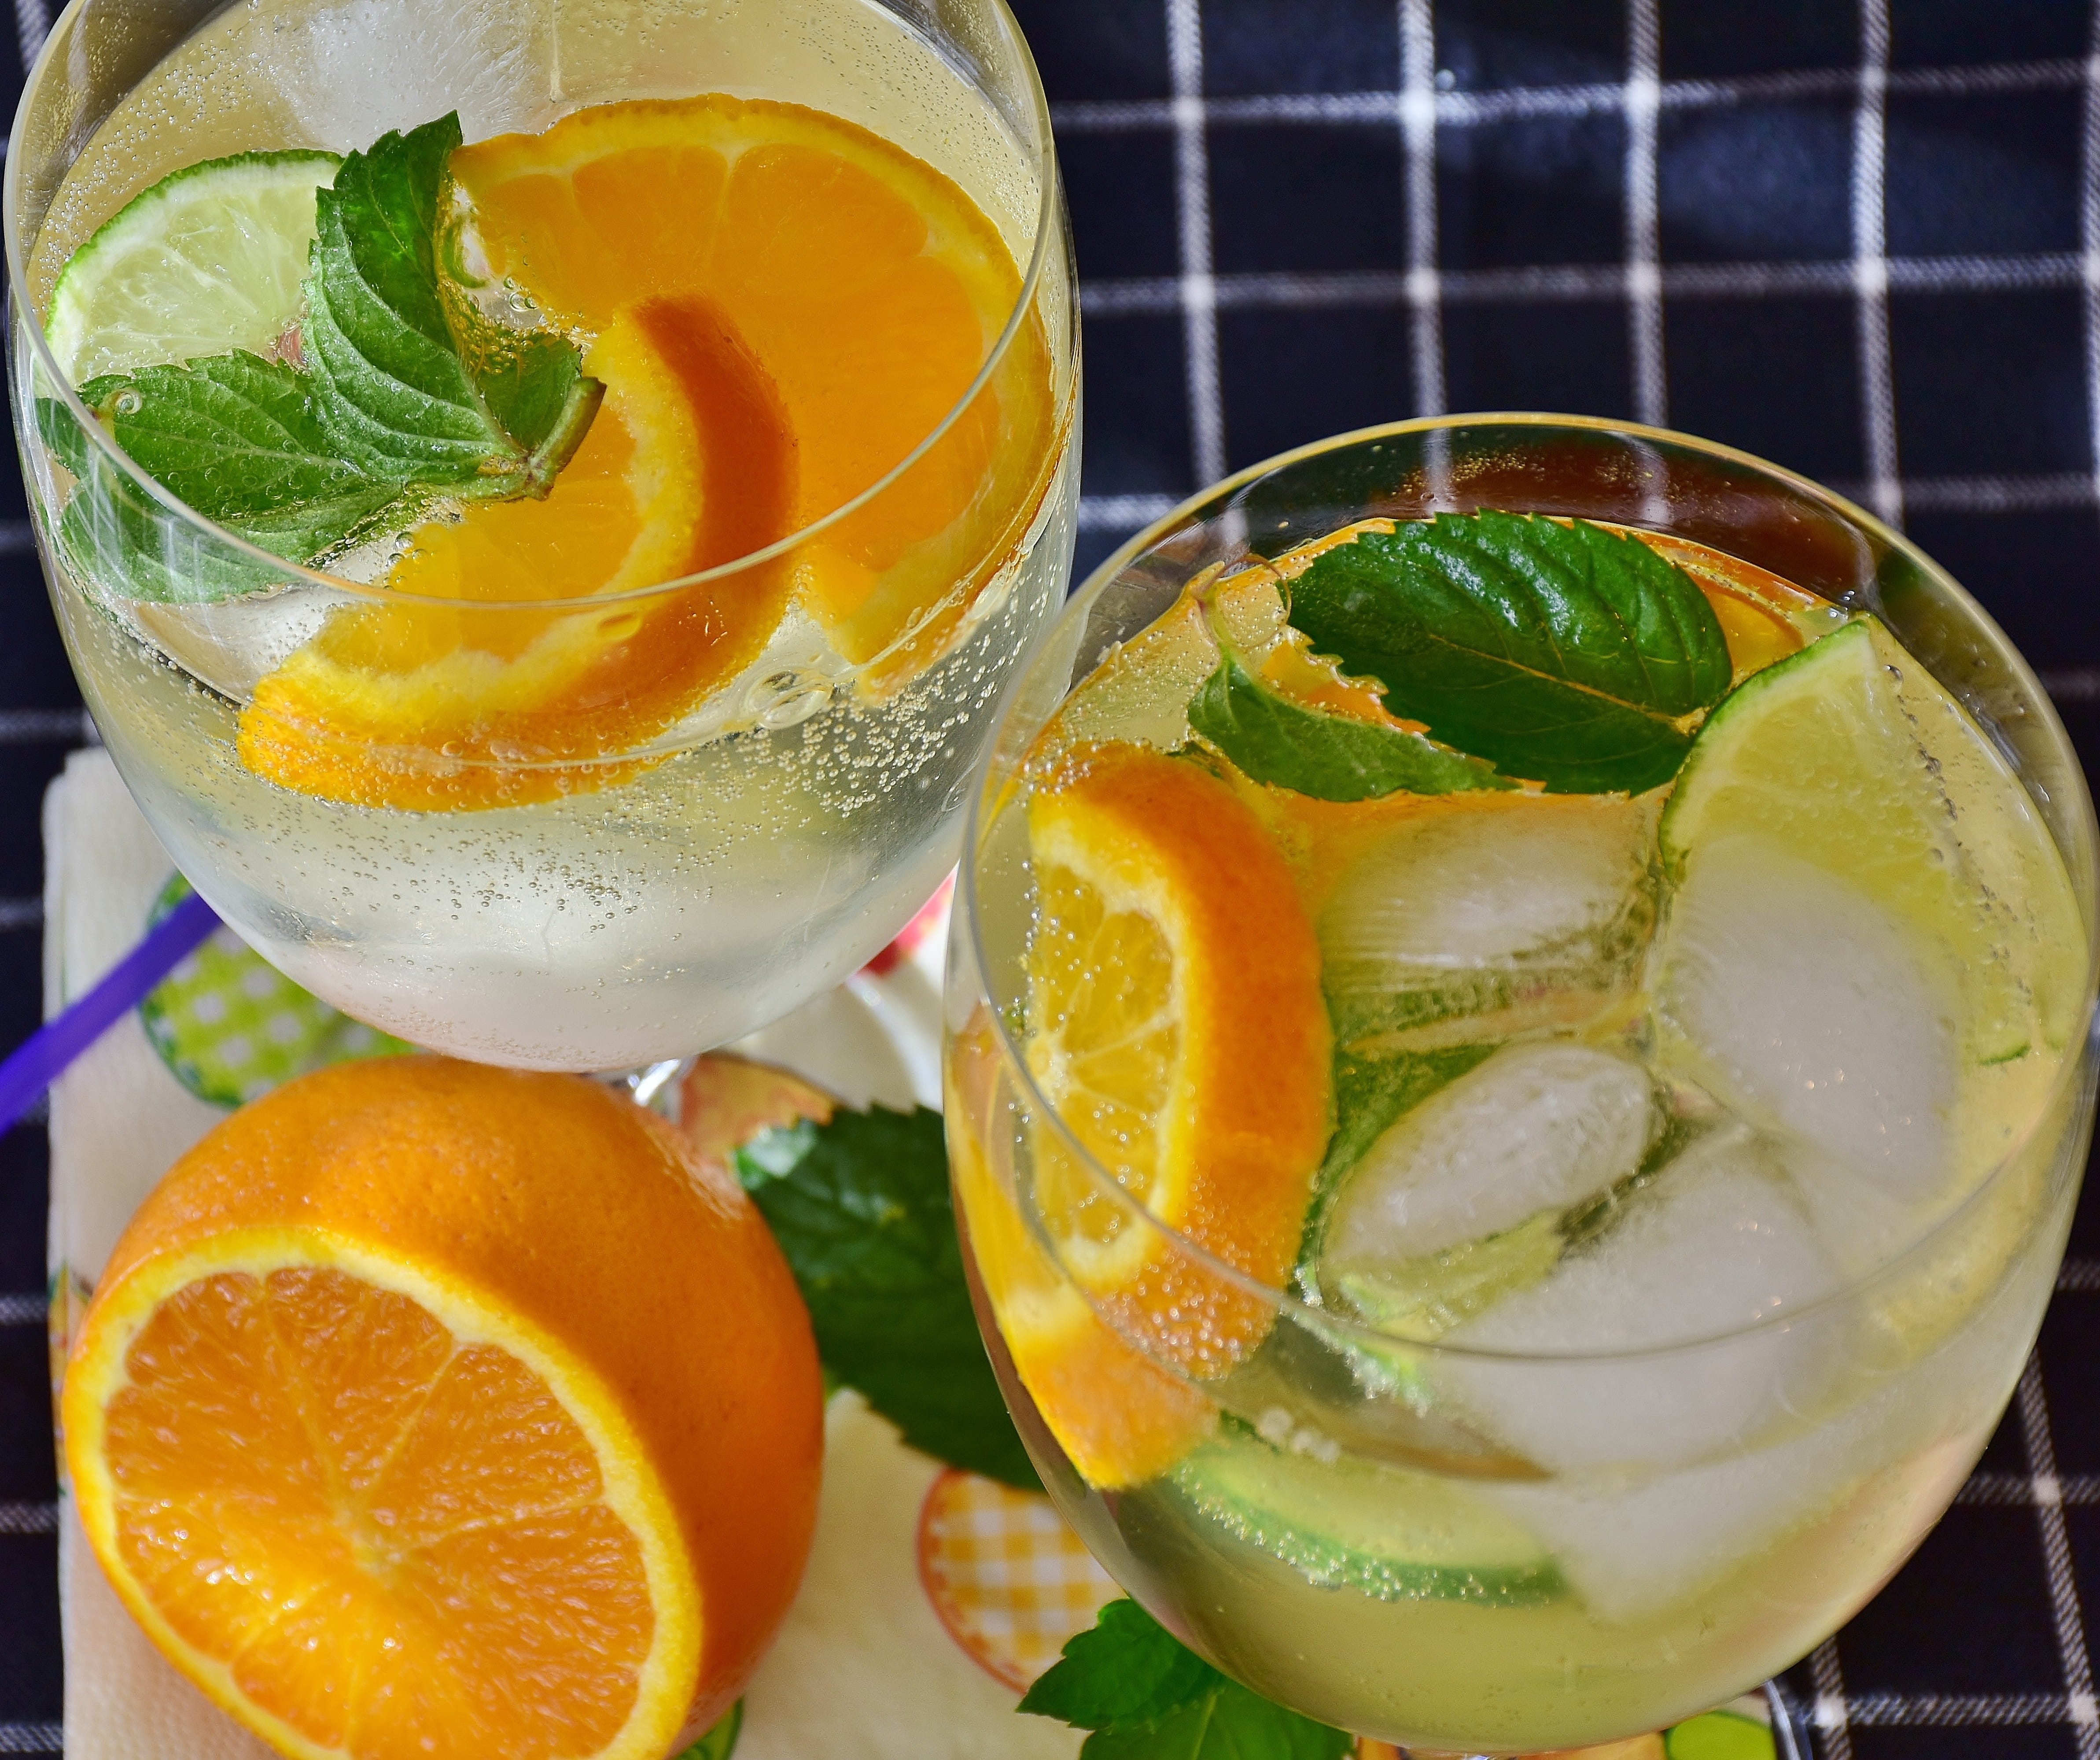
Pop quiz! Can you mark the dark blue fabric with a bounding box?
[5,2,2100,1753]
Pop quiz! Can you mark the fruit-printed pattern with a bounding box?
[137,875,412,1105]
[916,1469,1118,1690]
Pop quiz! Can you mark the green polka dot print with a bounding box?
[138,876,414,1107]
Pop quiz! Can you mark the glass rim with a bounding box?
[960,409,2100,1367]
[4,0,1064,613]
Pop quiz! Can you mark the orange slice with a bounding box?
[452,93,1061,675]
[239,295,798,810]
[63,1057,824,1760]
[951,744,1333,1489]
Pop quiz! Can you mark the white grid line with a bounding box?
[1625,0,1665,428]
[0,1505,54,1536]
[1399,0,1442,417]
[1078,250,2091,317]
[1960,1471,2100,1506]
[1046,58,2091,135]
[10,0,41,75]
[2018,1355,2100,1756]
[0,1293,43,1325]
[1852,0,1902,530]
[1811,1638,1855,1760]
[0,1726,61,1756]
[1846,1692,2095,1725]
[0,899,41,932]
[1164,0,1225,488]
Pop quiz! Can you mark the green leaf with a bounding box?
[302,112,599,493]
[1286,512,1732,795]
[1189,649,1514,801]
[737,1105,1041,1491]
[672,1701,744,1760]
[476,329,605,469]
[38,364,404,604]
[77,353,387,522]
[1021,1599,1352,1760]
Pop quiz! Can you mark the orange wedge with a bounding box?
[239,295,798,810]
[62,1057,824,1760]
[452,93,1061,674]
[951,744,1332,1489]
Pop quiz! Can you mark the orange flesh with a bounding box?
[239,294,800,809]
[454,94,1060,672]
[105,1266,651,1760]
[242,93,1057,810]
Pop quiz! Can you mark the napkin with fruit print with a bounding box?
[43,747,1109,1760]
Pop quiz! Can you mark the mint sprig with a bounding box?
[302,114,600,493]
[40,112,601,605]
[737,1105,1041,1491]
[1286,512,1732,795]
[1020,1599,1353,1760]
[1189,648,1514,802]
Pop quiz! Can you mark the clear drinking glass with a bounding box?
[944,415,2100,1754]
[8,0,1077,1070]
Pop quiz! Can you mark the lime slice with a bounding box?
[1167,1428,1562,1606]
[1657,616,2084,1195]
[45,150,340,384]
[139,876,410,1107]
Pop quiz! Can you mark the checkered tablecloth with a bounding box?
[4,2,2100,1756]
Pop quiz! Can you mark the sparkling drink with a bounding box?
[10,0,1076,1067]
[944,419,2099,1753]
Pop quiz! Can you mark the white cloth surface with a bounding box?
[44,747,1076,1760]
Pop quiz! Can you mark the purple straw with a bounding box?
[0,889,221,1134]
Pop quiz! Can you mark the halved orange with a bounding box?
[452,93,1061,674]
[62,1057,824,1760]
[239,295,799,810]
[950,743,1333,1488]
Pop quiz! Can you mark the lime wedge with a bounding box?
[1657,616,2084,1194]
[45,150,340,384]
[1167,1428,1562,1606]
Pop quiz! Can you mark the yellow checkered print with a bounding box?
[917,1469,1119,1690]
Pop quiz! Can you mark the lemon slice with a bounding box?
[45,151,339,383]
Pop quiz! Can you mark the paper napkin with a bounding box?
[44,747,1104,1760]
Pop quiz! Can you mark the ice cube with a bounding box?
[1323,1042,1657,1269]
[1657,835,1956,1199]
[1479,1253,2032,1622]
[1322,795,1658,1046]
[270,0,550,155]
[1439,1131,1844,1473]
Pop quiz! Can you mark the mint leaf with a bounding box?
[1286,512,1732,795]
[1190,649,1514,802]
[737,1106,1041,1491]
[77,353,381,520]
[302,113,598,494]
[39,390,387,603]
[476,329,603,461]
[38,362,402,604]
[673,1701,743,1760]
[1021,1599,1352,1760]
